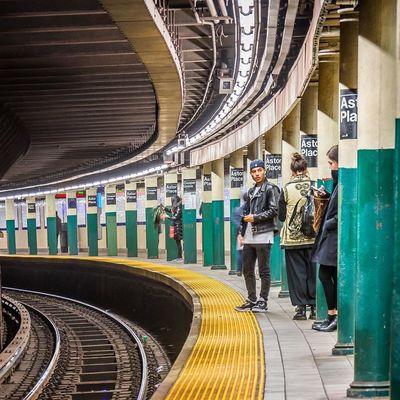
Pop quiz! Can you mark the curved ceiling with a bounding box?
[0,0,158,187]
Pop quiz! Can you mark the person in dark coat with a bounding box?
[164,195,183,261]
[312,145,339,332]
[235,159,278,313]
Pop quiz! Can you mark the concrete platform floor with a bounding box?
[136,257,388,400]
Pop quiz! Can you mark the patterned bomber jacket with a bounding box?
[278,174,316,248]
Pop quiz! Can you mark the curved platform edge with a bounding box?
[0,255,265,400]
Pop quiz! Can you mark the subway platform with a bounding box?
[141,256,356,400]
[1,253,360,400]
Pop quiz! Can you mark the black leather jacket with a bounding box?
[240,180,278,236]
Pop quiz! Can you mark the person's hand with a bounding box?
[243,214,254,223]
[160,213,166,221]
[313,186,327,198]
[238,234,244,246]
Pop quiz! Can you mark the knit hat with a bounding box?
[249,159,265,170]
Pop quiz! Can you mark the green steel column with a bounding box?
[348,1,396,396]
[145,177,159,259]
[265,122,284,285]
[5,199,16,255]
[333,10,358,357]
[125,182,138,257]
[280,105,301,297]
[278,248,289,298]
[182,168,197,264]
[86,188,98,256]
[202,163,213,266]
[316,58,339,320]
[26,197,37,255]
[105,185,118,256]
[46,194,57,255]
[67,191,78,255]
[164,173,178,261]
[229,149,244,274]
[391,118,400,399]
[211,158,226,270]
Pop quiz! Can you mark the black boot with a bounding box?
[309,305,316,320]
[317,316,337,332]
[293,305,307,320]
[313,315,337,332]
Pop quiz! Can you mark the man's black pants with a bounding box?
[242,244,272,303]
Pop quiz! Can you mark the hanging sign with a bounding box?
[301,135,318,168]
[27,203,36,214]
[87,195,97,208]
[146,187,158,201]
[166,183,178,198]
[340,88,358,139]
[265,155,282,179]
[126,190,137,203]
[106,193,116,206]
[68,198,77,209]
[183,179,196,193]
[183,179,196,210]
[231,168,244,188]
[203,174,212,192]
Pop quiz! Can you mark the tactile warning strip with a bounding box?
[5,256,265,400]
[97,257,265,400]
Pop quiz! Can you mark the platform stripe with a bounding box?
[5,255,265,400]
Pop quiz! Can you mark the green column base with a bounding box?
[47,217,57,255]
[347,382,389,398]
[212,200,226,269]
[6,220,16,255]
[270,235,282,286]
[87,213,98,257]
[229,198,240,273]
[332,343,354,356]
[146,207,159,259]
[211,264,228,270]
[27,218,37,255]
[125,210,138,257]
[202,202,214,267]
[106,212,118,256]
[316,263,328,320]
[67,215,78,255]
[183,208,197,264]
[278,248,290,298]
[228,270,238,276]
[334,167,357,357]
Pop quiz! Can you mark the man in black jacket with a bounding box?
[235,159,278,312]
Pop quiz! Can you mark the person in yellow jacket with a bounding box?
[278,153,316,320]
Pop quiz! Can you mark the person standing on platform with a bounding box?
[279,153,316,320]
[312,145,339,332]
[235,159,278,313]
[163,195,183,262]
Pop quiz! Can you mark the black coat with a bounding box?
[312,184,338,267]
[240,180,278,236]
[166,204,183,241]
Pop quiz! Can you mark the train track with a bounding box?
[3,288,151,400]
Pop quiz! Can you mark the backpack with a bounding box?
[288,189,316,239]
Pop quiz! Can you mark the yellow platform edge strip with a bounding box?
[3,255,265,400]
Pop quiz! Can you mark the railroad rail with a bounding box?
[4,288,150,400]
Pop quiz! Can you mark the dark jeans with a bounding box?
[242,244,272,302]
[175,239,182,259]
[319,264,337,310]
[285,248,316,306]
